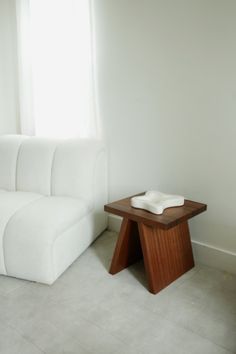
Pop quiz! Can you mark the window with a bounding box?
[17,0,98,138]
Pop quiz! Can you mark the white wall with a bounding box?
[0,0,19,135]
[0,0,235,272]
[94,0,236,272]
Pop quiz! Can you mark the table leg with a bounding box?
[109,218,142,274]
[138,221,194,294]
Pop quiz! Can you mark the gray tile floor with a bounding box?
[0,230,236,354]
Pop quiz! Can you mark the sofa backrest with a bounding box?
[17,138,57,195]
[0,135,107,205]
[0,135,27,191]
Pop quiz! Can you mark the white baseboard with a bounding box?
[191,240,236,275]
[108,215,123,233]
[108,215,236,275]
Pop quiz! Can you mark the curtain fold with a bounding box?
[16,0,35,135]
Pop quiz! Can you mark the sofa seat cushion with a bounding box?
[3,195,90,281]
[0,191,42,274]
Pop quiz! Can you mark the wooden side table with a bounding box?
[104,194,207,294]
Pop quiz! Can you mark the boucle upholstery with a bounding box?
[0,135,107,284]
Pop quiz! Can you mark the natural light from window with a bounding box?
[29,0,96,138]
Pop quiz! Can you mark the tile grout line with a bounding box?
[5,321,46,354]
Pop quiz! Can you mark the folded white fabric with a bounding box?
[131,190,184,215]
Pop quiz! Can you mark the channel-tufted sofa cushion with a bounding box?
[0,135,107,284]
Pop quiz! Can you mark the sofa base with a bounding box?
[5,211,107,285]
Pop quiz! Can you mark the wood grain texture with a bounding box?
[106,193,206,294]
[138,221,194,294]
[104,194,207,229]
[109,218,142,274]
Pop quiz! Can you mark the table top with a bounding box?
[104,193,207,229]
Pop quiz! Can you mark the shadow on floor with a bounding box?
[92,231,148,290]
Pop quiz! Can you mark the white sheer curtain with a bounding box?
[16,0,99,138]
[16,0,35,135]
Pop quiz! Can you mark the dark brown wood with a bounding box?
[106,193,207,294]
[109,218,142,274]
[138,221,194,294]
[104,194,207,230]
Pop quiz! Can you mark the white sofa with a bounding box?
[0,135,107,284]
